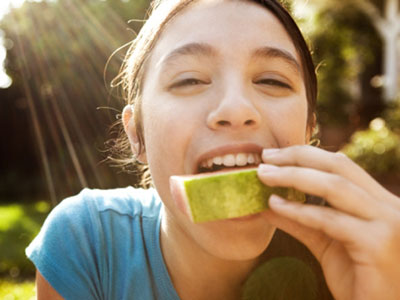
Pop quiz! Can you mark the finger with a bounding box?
[258,164,386,220]
[262,146,400,208]
[267,194,369,245]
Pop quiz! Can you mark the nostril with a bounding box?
[244,120,255,126]
[217,120,230,126]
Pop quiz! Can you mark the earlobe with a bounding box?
[122,105,147,164]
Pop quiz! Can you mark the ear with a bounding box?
[122,105,147,164]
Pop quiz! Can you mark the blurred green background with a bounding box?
[0,0,399,298]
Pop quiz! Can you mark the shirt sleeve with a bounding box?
[26,189,105,300]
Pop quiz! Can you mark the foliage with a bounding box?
[308,2,383,127]
[297,0,399,177]
[342,118,400,175]
[384,97,400,133]
[0,201,51,277]
[0,279,35,300]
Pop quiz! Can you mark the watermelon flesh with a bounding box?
[170,168,305,223]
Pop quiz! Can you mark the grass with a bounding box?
[0,278,35,300]
[0,201,51,277]
[0,200,51,298]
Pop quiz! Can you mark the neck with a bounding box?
[159,207,273,300]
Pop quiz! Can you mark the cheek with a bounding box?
[141,98,198,173]
[264,97,308,146]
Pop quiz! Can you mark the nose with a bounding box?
[206,84,261,130]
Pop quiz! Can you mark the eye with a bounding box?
[169,78,210,89]
[254,78,292,90]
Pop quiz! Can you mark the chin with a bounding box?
[198,220,276,261]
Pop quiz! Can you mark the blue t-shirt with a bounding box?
[26,187,180,300]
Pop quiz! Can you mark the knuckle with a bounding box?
[334,151,351,165]
[290,145,305,165]
[369,221,400,263]
[316,208,341,233]
[279,166,293,178]
[320,174,348,200]
[304,144,314,151]
[288,166,302,179]
[277,167,298,189]
[330,174,348,189]
[320,208,338,223]
[290,145,305,154]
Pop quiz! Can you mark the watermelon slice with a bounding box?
[170,168,305,223]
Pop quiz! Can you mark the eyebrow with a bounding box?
[252,46,301,74]
[158,42,301,74]
[158,43,217,68]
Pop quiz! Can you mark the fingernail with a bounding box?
[269,195,286,205]
[262,148,280,157]
[259,164,280,173]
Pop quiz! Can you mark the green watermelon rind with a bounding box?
[183,169,305,223]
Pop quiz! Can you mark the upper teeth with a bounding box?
[200,153,261,169]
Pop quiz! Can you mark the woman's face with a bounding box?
[138,0,308,260]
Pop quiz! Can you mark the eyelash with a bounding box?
[170,78,208,89]
[254,78,292,89]
[169,78,292,90]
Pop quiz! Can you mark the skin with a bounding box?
[36,270,63,300]
[37,0,400,299]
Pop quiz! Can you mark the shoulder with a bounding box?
[52,186,162,222]
[26,187,164,300]
[26,186,162,260]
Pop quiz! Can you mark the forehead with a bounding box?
[150,0,299,67]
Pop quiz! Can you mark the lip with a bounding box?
[193,143,263,174]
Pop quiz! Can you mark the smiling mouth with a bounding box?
[197,152,262,173]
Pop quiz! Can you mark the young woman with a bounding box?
[27,0,400,299]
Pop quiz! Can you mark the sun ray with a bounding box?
[5,0,147,200]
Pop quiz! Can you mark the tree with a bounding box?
[355,0,400,102]
[297,1,383,130]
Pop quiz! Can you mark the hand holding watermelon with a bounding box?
[258,145,400,300]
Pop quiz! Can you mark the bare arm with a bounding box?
[36,270,64,300]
